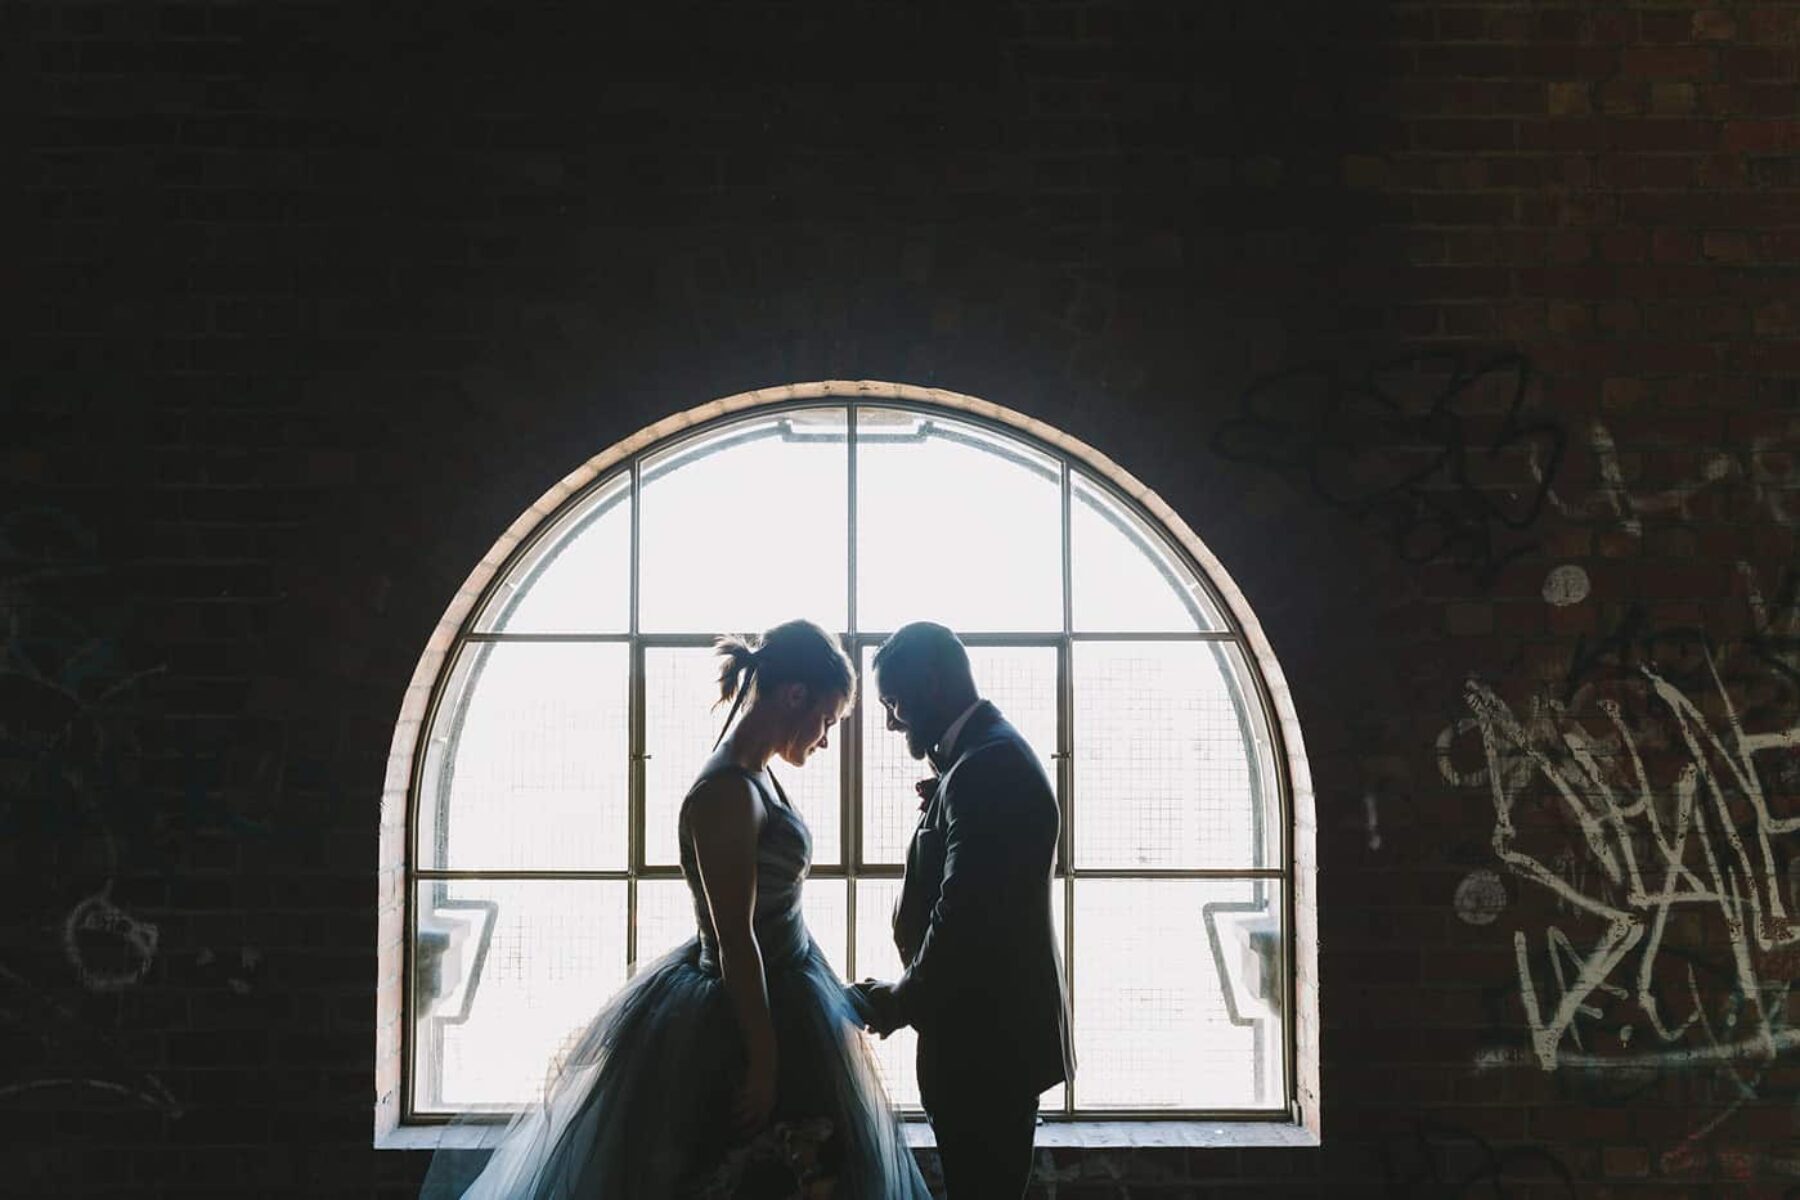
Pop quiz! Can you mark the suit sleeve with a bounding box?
[891,750,1024,1022]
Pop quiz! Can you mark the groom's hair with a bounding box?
[872,622,974,692]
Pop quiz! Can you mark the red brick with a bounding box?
[1722,119,1800,151]
[1596,79,1646,116]
[1596,300,1643,335]
[1702,230,1754,262]
[1620,47,1718,79]
[1546,81,1591,116]
[1692,10,1738,41]
[1650,81,1698,114]
[1546,300,1592,335]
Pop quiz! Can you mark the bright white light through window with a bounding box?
[409,403,1288,1118]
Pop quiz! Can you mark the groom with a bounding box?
[852,622,1075,1200]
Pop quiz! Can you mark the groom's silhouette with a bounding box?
[853,622,1075,1200]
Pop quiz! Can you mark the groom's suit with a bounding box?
[891,700,1075,1200]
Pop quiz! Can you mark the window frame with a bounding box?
[383,388,1313,1140]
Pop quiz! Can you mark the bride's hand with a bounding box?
[734,1052,777,1133]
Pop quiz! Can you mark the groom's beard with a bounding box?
[904,728,931,760]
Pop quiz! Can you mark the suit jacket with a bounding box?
[891,701,1076,1099]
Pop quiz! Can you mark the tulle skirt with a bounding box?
[419,935,931,1199]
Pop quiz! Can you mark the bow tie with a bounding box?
[914,777,940,812]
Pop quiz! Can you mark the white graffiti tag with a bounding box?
[1464,655,1800,1073]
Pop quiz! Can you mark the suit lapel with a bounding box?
[893,702,1006,958]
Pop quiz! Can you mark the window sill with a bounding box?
[377,1119,1319,1153]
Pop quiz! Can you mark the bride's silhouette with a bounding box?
[423,619,928,1199]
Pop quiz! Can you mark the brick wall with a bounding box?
[6,1,1799,1195]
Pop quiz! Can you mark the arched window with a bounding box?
[381,385,1313,1132]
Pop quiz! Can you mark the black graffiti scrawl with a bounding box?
[1212,352,1565,588]
[0,506,179,1117]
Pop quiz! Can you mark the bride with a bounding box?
[423,619,930,1198]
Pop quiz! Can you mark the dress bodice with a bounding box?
[678,765,813,973]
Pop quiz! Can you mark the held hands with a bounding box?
[848,980,904,1038]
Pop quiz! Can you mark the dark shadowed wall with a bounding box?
[6,0,1800,1195]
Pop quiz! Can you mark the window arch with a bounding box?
[377,382,1317,1134]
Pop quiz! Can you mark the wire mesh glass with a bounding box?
[635,876,706,969]
[855,408,1063,633]
[413,879,628,1111]
[850,877,920,1109]
[638,409,849,633]
[1071,473,1222,633]
[471,473,632,634]
[416,642,630,871]
[1071,879,1284,1109]
[643,646,841,868]
[1072,641,1275,870]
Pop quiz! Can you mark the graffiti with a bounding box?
[1375,1119,1575,1198]
[0,964,183,1118]
[1554,562,1800,728]
[1436,546,1800,1173]
[1464,655,1800,1076]
[1212,351,1565,586]
[196,946,263,997]
[1453,869,1508,926]
[1531,416,1800,537]
[1541,564,1590,607]
[0,507,181,1115]
[62,885,159,993]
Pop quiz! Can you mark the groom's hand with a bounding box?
[851,979,903,1037]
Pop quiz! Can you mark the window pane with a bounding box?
[413,880,627,1111]
[859,644,928,867]
[639,409,848,633]
[966,646,1059,776]
[1073,642,1276,870]
[472,473,631,634]
[635,878,702,968]
[416,642,629,870]
[856,409,1062,633]
[645,647,841,868]
[1072,474,1221,633]
[859,644,1058,865]
[801,878,849,980]
[853,878,1066,1112]
[1073,879,1284,1110]
[852,877,920,1109]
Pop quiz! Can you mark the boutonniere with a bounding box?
[914,776,940,812]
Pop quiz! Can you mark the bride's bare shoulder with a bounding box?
[681,768,765,833]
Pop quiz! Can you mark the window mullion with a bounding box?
[628,638,645,974]
[845,405,859,980]
[1058,457,1076,1115]
[626,459,645,976]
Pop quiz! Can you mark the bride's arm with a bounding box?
[687,776,776,1128]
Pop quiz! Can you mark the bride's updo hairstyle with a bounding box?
[716,618,857,716]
